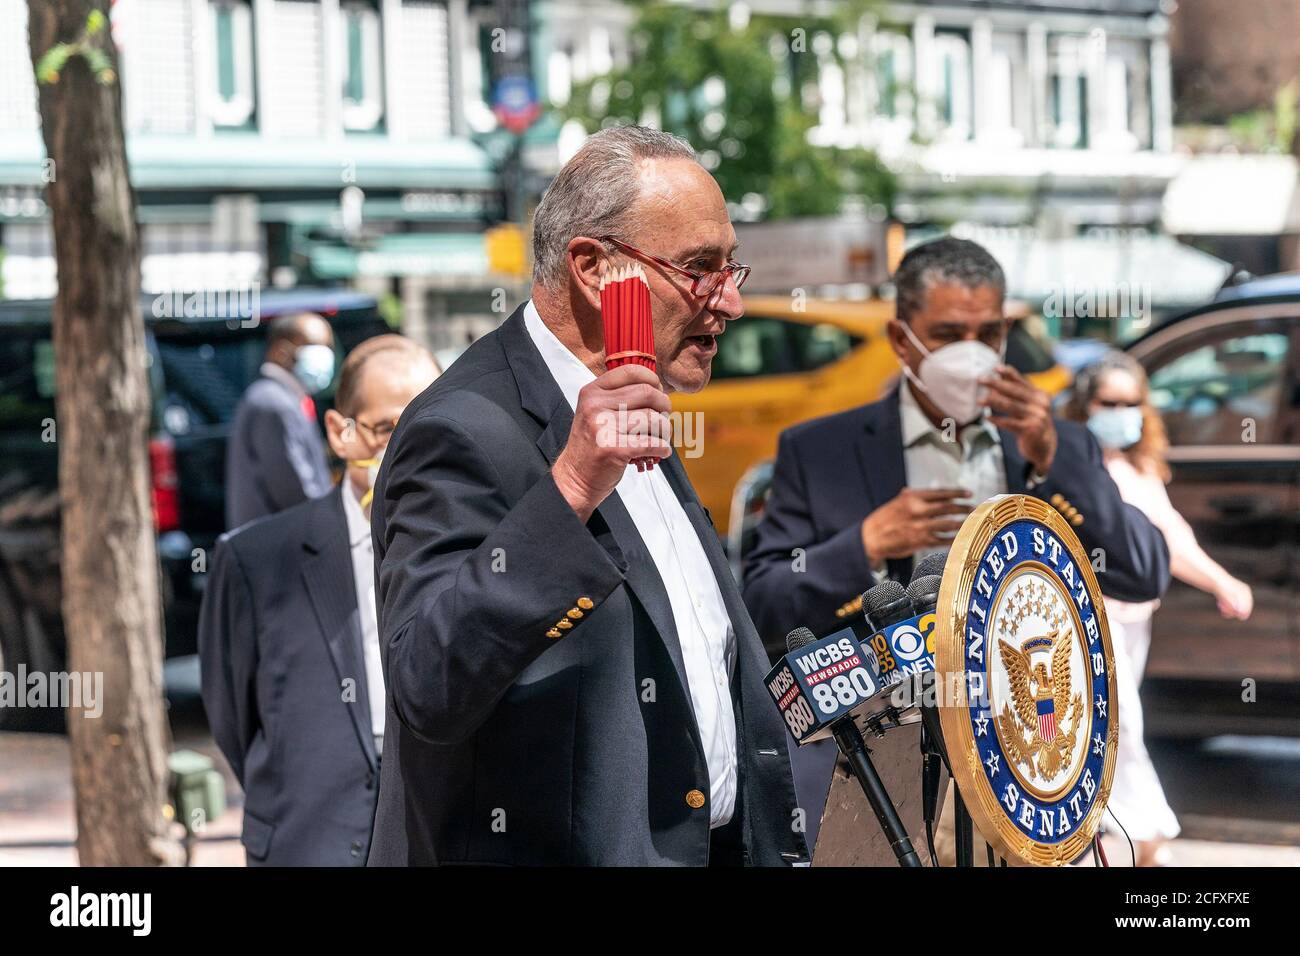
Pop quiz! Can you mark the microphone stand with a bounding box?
[953,792,975,867]
[916,671,974,866]
[831,718,923,868]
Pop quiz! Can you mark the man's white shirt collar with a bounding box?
[523,300,596,412]
[898,379,998,449]
[341,478,371,549]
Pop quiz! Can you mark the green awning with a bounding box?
[0,132,496,191]
[306,233,490,279]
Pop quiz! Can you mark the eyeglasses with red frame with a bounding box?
[599,236,751,299]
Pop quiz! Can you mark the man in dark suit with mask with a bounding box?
[225,312,336,530]
[742,236,1171,852]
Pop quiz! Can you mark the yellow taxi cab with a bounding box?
[672,295,1069,534]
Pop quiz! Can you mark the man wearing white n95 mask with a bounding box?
[742,236,1170,854]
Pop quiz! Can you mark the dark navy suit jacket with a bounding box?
[741,388,1172,853]
[365,305,808,866]
[224,372,331,530]
[743,387,1171,646]
[199,485,381,866]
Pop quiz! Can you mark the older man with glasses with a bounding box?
[366,124,807,867]
[200,334,440,865]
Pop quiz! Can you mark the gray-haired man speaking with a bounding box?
[366,125,808,866]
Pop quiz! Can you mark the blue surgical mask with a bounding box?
[1087,407,1143,449]
[293,344,335,395]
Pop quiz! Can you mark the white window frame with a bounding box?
[208,0,256,128]
[340,0,384,131]
[1048,35,1086,149]
[933,32,972,142]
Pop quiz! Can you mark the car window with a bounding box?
[712,317,797,379]
[1146,330,1289,446]
[1006,319,1055,375]
[155,337,266,428]
[793,322,860,371]
[711,315,860,381]
[0,334,57,431]
[152,314,388,431]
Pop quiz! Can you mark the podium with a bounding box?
[812,719,949,866]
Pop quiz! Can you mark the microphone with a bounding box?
[767,625,922,868]
[907,574,941,615]
[861,579,934,697]
[786,626,816,652]
[862,580,914,633]
[766,625,880,745]
[910,550,948,585]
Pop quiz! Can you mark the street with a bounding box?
[1,657,1296,867]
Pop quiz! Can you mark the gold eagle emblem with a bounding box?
[996,628,1083,780]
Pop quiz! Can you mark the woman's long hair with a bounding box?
[1062,350,1171,482]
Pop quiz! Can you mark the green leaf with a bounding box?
[82,47,111,76]
[35,44,73,85]
[561,1,893,220]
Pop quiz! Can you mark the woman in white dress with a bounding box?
[1064,352,1253,866]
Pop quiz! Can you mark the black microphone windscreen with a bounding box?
[907,574,942,612]
[862,579,909,619]
[786,626,817,653]
[910,550,949,585]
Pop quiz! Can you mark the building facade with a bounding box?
[0,0,524,348]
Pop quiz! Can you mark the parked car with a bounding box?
[0,289,390,729]
[672,294,1068,532]
[1125,272,1300,734]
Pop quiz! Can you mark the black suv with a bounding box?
[0,289,390,728]
[1124,273,1300,735]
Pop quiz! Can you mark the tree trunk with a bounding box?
[27,0,181,866]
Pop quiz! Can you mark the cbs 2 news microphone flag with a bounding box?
[765,493,1120,866]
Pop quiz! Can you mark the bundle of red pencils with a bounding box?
[599,263,659,472]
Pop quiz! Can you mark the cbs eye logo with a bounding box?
[890,624,926,662]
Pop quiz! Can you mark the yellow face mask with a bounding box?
[348,452,383,511]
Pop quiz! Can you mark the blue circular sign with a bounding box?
[936,496,1118,866]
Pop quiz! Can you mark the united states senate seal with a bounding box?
[935,494,1119,866]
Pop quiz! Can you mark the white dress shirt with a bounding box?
[898,380,1007,562]
[341,479,386,755]
[524,301,737,828]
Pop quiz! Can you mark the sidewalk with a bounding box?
[4,727,1299,866]
[0,726,246,867]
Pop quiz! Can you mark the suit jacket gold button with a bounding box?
[1070,514,1084,526]
[577,597,594,610]
[557,619,573,630]
[686,789,706,809]
[1050,493,1065,507]
[567,608,583,620]
[546,628,562,639]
